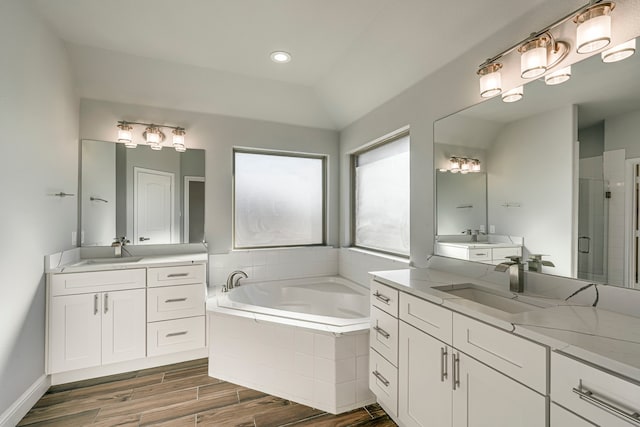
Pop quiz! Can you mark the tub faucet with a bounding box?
[223,270,248,292]
[528,254,555,273]
[494,256,525,293]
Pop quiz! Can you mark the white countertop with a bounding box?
[436,241,521,249]
[47,253,208,273]
[372,268,640,383]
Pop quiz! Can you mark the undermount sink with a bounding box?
[77,256,144,265]
[433,283,550,314]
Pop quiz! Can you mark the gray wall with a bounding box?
[605,109,640,159]
[579,122,605,159]
[81,140,116,246]
[0,0,78,416]
[79,99,341,253]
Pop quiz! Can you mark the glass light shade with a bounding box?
[460,160,470,174]
[449,157,461,172]
[150,142,162,151]
[471,160,481,172]
[602,39,636,63]
[117,127,132,143]
[545,66,572,85]
[478,64,502,98]
[145,127,161,144]
[502,86,524,103]
[172,129,186,152]
[520,38,549,79]
[576,13,611,53]
[124,140,137,149]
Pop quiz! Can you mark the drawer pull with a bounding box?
[167,273,189,278]
[452,352,460,391]
[104,293,108,314]
[473,253,487,256]
[165,298,188,303]
[373,325,390,339]
[573,381,640,426]
[372,370,390,387]
[94,294,99,315]
[166,331,188,338]
[441,347,448,382]
[373,292,391,304]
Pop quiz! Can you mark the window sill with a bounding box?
[344,247,410,265]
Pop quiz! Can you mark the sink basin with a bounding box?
[433,283,549,314]
[77,256,143,265]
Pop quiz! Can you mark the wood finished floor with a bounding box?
[19,359,397,427]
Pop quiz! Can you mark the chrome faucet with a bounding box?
[462,229,485,242]
[494,255,525,293]
[528,254,555,273]
[223,270,248,292]
[111,236,130,257]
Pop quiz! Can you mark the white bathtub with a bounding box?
[206,276,375,414]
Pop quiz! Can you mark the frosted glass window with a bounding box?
[354,134,410,256]
[234,150,325,248]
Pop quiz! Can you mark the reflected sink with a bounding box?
[433,283,550,314]
[77,256,143,265]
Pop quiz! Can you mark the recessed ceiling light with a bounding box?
[270,51,291,63]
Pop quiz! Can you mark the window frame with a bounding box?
[232,147,328,250]
[350,130,410,258]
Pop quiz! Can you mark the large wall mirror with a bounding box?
[80,140,205,246]
[434,43,640,289]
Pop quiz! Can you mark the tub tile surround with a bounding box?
[372,255,640,382]
[339,248,409,286]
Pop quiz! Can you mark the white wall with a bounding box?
[79,99,340,253]
[0,0,78,417]
[487,106,577,277]
[605,109,640,159]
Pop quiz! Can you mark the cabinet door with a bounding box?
[49,293,102,373]
[398,322,452,427]
[102,289,146,364]
[453,352,546,427]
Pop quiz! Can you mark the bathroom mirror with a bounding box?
[434,45,640,288]
[80,140,205,246]
[436,171,487,236]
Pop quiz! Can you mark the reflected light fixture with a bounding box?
[545,66,572,85]
[270,51,291,63]
[115,121,187,152]
[447,157,481,173]
[519,36,550,78]
[574,2,615,54]
[502,86,524,103]
[471,159,481,172]
[601,38,636,62]
[477,63,503,98]
[449,157,461,173]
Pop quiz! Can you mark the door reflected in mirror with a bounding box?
[81,140,205,246]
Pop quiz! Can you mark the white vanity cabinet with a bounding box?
[48,270,146,373]
[435,242,522,265]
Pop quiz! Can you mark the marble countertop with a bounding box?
[372,268,640,383]
[47,253,208,273]
[436,241,521,249]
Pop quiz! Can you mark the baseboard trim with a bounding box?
[0,374,50,427]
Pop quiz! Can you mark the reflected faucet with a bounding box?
[528,254,555,273]
[462,229,485,242]
[111,236,130,257]
[494,256,525,293]
[223,270,248,292]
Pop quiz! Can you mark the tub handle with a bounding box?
[372,370,390,387]
[373,292,390,304]
[373,325,390,339]
[165,298,188,303]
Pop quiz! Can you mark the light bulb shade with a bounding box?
[145,127,161,144]
[460,160,470,173]
[502,86,524,103]
[545,66,572,85]
[519,38,549,79]
[471,160,481,172]
[117,122,133,143]
[602,38,636,63]
[150,142,162,151]
[124,140,137,149]
[172,128,186,151]
[449,157,461,172]
[575,3,614,54]
[477,63,502,98]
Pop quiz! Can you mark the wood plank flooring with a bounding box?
[19,359,396,427]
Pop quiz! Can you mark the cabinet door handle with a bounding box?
[165,298,188,303]
[372,370,390,387]
[373,292,390,304]
[441,347,448,382]
[167,273,189,278]
[452,352,460,390]
[373,325,390,339]
[139,237,150,241]
[94,294,99,315]
[573,381,640,425]
[104,293,108,314]
[474,253,487,256]
[166,331,188,338]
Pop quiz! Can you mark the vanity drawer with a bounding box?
[551,352,640,427]
[399,292,452,343]
[370,348,398,418]
[147,316,205,356]
[147,284,205,322]
[50,269,146,296]
[147,264,206,287]
[467,248,491,261]
[551,403,597,427]
[371,280,399,317]
[370,306,399,367]
[452,313,547,394]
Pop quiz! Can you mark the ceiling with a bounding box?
[30,0,552,130]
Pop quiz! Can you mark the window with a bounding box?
[233,149,326,248]
[352,132,410,256]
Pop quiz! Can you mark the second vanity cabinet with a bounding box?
[370,280,548,427]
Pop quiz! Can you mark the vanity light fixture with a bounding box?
[502,86,524,103]
[477,63,503,98]
[545,66,572,85]
[601,38,636,63]
[447,157,481,173]
[574,2,614,54]
[116,121,187,152]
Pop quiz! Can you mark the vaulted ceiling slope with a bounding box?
[31,0,550,130]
